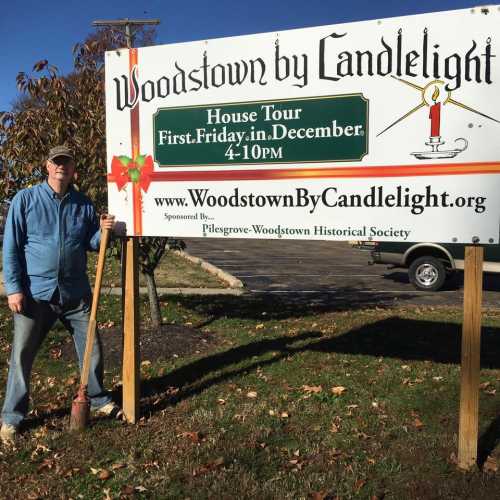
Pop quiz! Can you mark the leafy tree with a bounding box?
[0,27,177,329]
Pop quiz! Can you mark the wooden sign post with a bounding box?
[458,245,483,470]
[122,237,140,423]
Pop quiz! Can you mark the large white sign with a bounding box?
[105,6,500,243]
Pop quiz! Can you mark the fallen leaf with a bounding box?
[330,423,340,433]
[247,391,258,399]
[178,431,202,443]
[49,348,62,360]
[302,385,322,394]
[280,412,289,419]
[98,469,111,480]
[110,462,126,470]
[217,398,226,405]
[255,323,264,330]
[484,456,498,473]
[311,491,328,500]
[121,485,135,495]
[354,479,366,493]
[413,418,425,430]
[331,386,346,396]
[65,376,78,386]
[192,456,225,476]
[135,486,147,492]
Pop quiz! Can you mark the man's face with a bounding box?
[46,156,76,183]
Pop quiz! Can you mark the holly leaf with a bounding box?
[118,155,132,166]
[135,154,146,167]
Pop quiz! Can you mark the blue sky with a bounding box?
[1,0,479,111]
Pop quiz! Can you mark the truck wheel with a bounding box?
[408,256,447,291]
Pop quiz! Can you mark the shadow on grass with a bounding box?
[478,414,500,467]
[137,316,500,462]
[170,288,424,327]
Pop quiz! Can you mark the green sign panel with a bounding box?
[153,95,368,167]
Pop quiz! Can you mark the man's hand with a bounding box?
[8,293,25,314]
[100,214,116,232]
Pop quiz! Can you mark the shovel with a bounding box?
[70,228,111,430]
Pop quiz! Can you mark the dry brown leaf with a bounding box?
[354,479,366,492]
[247,391,258,399]
[413,418,425,429]
[121,485,135,495]
[98,469,111,480]
[331,386,346,396]
[179,431,202,443]
[310,491,328,500]
[302,385,323,394]
[110,462,126,470]
[484,456,498,473]
[255,323,264,330]
[330,423,340,433]
[49,348,62,360]
[65,376,78,386]
[192,456,225,476]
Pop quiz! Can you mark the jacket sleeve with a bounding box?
[86,202,101,252]
[2,194,27,295]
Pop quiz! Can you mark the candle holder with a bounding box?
[412,136,468,160]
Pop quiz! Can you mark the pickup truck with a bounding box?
[354,241,500,291]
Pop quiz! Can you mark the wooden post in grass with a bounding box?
[458,245,483,470]
[122,237,140,423]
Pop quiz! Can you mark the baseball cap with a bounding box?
[48,145,74,161]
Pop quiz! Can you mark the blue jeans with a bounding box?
[1,296,111,427]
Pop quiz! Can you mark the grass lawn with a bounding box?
[87,249,227,289]
[0,295,499,499]
[0,248,227,289]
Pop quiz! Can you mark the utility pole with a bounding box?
[91,18,160,423]
[92,18,160,49]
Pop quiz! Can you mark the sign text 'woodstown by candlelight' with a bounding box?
[105,6,500,243]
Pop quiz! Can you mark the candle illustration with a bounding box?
[429,86,441,137]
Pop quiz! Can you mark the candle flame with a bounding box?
[431,86,440,102]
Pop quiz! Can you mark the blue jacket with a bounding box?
[2,181,101,303]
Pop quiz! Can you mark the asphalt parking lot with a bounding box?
[184,238,500,309]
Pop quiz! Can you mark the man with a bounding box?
[1,145,121,444]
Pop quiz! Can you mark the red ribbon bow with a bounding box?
[111,154,154,192]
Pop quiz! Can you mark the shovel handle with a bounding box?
[80,228,110,386]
